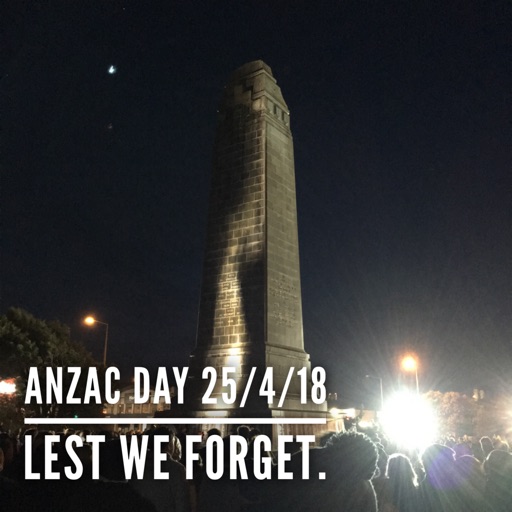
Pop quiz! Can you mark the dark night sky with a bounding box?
[2,1,512,405]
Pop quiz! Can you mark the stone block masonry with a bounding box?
[187,61,326,426]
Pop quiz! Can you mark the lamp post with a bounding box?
[84,316,109,367]
[365,375,384,411]
[401,355,419,395]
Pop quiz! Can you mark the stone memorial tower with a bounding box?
[187,61,325,427]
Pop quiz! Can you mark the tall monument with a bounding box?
[188,61,325,426]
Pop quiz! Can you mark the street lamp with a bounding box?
[365,375,384,411]
[83,316,109,367]
[401,355,419,394]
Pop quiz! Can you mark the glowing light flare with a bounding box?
[108,65,117,74]
[402,355,418,372]
[225,346,243,368]
[204,410,228,418]
[0,379,16,394]
[84,316,96,326]
[380,391,438,451]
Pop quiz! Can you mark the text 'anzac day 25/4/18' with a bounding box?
[23,366,327,406]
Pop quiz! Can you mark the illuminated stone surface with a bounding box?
[188,61,325,423]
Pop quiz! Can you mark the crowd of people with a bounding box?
[0,423,511,511]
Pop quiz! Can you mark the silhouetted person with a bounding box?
[198,428,221,471]
[130,428,190,512]
[453,455,486,512]
[374,453,420,512]
[480,437,494,460]
[0,446,26,512]
[484,449,512,512]
[236,425,250,440]
[265,430,379,511]
[419,444,459,512]
[197,434,251,512]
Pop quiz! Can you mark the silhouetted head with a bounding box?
[146,426,174,453]
[207,428,221,438]
[0,434,15,467]
[421,444,456,489]
[484,449,512,482]
[480,436,493,457]
[237,425,250,439]
[454,442,472,459]
[386,453,418,486]
[322,430,379,481]
[454,455,485,494]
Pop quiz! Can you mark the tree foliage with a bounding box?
[424,390,477,437]
[425,391,512,438]
[424,390,511,439]
[0,308,103,424]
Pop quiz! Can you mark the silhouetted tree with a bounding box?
[0,308,103,424]
[424,390,477,437]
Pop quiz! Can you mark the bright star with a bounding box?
[108,65,117,75]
